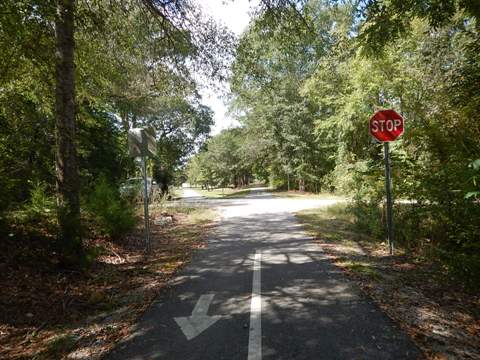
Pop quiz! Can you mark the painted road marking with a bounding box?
[174,294,222,340]
[248,250,262,360]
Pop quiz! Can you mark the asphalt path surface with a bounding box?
[108,188,420,360]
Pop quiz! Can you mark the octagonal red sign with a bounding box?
[369,109,404,142]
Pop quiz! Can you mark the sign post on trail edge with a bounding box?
[369,109,404,255]
[128,127,156,253]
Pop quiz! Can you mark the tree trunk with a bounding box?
[120,111,130,132]
[298,178,305,192]
[55,0,83,264]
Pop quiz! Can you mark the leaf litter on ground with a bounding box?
[296,205,480,360]
[0,205,216,359]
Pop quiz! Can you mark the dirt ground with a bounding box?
[0,205,215,360]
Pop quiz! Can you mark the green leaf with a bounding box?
[465,191,479,199]
[471,159,480,171]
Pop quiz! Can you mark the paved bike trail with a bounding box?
[108,190,421,360]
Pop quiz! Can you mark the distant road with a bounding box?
[181,188,204,199]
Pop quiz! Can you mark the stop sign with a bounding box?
[369,109,404,142]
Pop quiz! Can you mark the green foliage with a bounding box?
[86,176,136,240]
[187,128,253,189]
[1,181,59,241]
[341,261,384,281]
[358,0,480,55]
[77,108,131,188]
[24,181,56,222]
[0,0,228,259]
[348,199,480,287]
[1,0,479,286]
[42,334,77,359]
[214,0,480,285]
[226,1,355,192]
[465,159,480,199]
[150,98,214,192]
[441,251,480,289]
[269,174,287,190]
[348,201,385,240]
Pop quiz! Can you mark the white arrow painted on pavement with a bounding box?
[174,294,222,340]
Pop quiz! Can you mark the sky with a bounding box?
[198,0,258,135]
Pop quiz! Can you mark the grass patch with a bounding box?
[271,189,344,200]
[337,259,383,280]
[169,187,184,200]
[196,187,251,198]
[296,204,355,244]
[188,208,216,225]
[168,205,197,214]
[41,334,77,359]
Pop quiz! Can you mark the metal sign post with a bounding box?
[383,142,394,255]
[128,127,156,253]
[141,154,151,252]
[369,109,404,256]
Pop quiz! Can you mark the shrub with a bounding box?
[17,181,58,235]
[87,176,136,240]
[25,181,56,219]
[441,250,480,290]
[347,196,480,287]
[348,200,385,240]
[0,182,56,244]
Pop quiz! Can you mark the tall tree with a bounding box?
[55,0,82,262]
[51,0,232,262]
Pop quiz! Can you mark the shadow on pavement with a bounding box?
[108,211,421,360]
